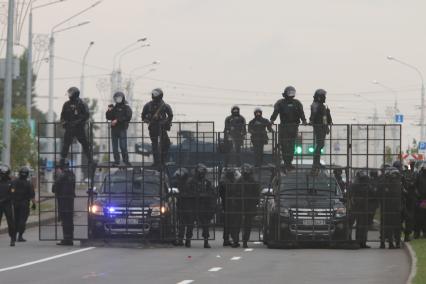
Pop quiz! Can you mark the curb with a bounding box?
[404,242,418,284]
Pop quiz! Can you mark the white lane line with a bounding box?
[177,280,194,284]
[230,256,241,260]
[0,247,95,273]
[208,267,223,272]
[244,248,253,252]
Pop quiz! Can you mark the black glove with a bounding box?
[31,203,36,210]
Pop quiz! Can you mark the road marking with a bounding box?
[208,267,223,272]
[231,256,241,260]
[177,281,194,284]
[244,248,254,252]
[0,247,95,273]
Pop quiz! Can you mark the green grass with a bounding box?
[411,239,426,284]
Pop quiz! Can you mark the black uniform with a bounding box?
[402,168,417,240]
[368,171,380,227]
[309,100,332,168]
[414,168,426,238]
[141,100,173,166]
[248,116,273,166]
[270,98,306,167]
[106,100,133,164]
[60,98,92,163]
[224,113,247,166]
[230,168,260,247]
[174,169,194,243]
[379,168,402,248]
[10,178,35,239]
[52,168,76,243]
[350,172,371,248]
[218,169,237,244]
[0,179,16,244]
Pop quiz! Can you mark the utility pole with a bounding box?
[2,0,15,165]
[26,9,33,126]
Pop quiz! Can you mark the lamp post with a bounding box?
[387,56,425,141]
[117,43,150,70]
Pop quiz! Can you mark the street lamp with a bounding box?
[80,41,95,97]
[129,60,160,77]
[112,37,147,69]
[387,56,425,141]
[118,43,150,69]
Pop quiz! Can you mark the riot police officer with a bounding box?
[248,108,274,167]
[224,106,247,167]
[106,91,133,166]
[368,170,380,228]
[379,166,402,249]
[309,89,332,172]
[60,87,92,166]
[11,167,36,242]
[52,161,76,246]
[173,168,192,247]
[401,161,417,242]
[231,164,260,248]
[350,170,371,248]
[218,167,237,246]
[270,86,307,170]
[141,88,173,167]
[414,166,426,239]
[0,164,16,246]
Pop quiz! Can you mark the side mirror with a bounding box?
[168,187,179,195]
[261,188,273,196]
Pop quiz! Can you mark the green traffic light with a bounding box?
[308,146,314,153]
[295,146,303,155]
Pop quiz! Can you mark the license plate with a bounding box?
[303,219,325,226]
[115,218,139,225]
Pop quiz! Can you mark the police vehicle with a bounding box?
[262,164,350,248]
[88,166,177,240]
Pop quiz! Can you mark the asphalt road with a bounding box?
[0,227,410,284]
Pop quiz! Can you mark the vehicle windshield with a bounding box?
[101,171,161,195]
[279,172,342,197]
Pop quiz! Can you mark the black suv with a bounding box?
[262,165,350,248]
[88,167,177,240]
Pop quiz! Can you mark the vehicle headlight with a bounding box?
[151,205,167,216]
[89,204,104,216]
[334,206,346,218]
[280,208,289,218]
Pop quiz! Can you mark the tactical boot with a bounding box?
[10,240,15,247]
[388,242,395,249]
[223,240,232,247]
[175,240,184,246]
[57,240,74,246]
[185,240,191,248]
[231,242,240,248]
[243,241,248,248]
[204,240,211,249]
[404,234,411,242]
[17,234,26,242]
[380,242,386,249]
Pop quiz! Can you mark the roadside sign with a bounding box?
[419,141,426,151]
[395,114,404,123]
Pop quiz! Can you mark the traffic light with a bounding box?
[307,145,324,154]
[295,145,303,155]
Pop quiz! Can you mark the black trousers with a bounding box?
[279,125,298,166]
[354,210,369,243]
[57,197,74,241]
[224,139,243,167]
[149,128,171,165]
[111,129,129,163]
[313,126,327,167]
[178,209,195,240]
[61,127,92,162]
[414,206,426,235]
[14,200,30,236]
[252,142,265,167]
[230,212,255,243]
[222,200,231,241]
[0,202,16,241]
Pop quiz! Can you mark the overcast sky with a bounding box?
[2,0,426,148]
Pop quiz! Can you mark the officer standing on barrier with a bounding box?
[350,170,371,248]
[270,86,307,170]
[224,106,247,167]
[11,167,36,242]
[401,161,417,242]
[188,163,216,248]
[414,165,426,239]
[106,91,133,167]
[142,88,173,167]
[173,168,193,247]
[248,108,274,167]
[60,87,92,166]
[379,166,402,249]
[218,167,238,246]
[0,164,16,246]
[231,164,260,248]
[309,89,332,173]
[52,161,76,246]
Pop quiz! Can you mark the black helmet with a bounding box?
[223,167,235,180]
[195,163,208,179]
[355,170,369,182]
[113,91,125,104]
[282,86,296,98]
[333,168,342,176]
[152,88,163,102]
[314,89,327,103]
[241,163,254,176]
[385,166,401,179]
[231,105,240,116]
[0,164,11,180]
[67,87,80,100]
[173,168,189,180]
[392,160,402,171]
[369,169,378,178]
[19,166,30,179]
[254,107,262,116]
